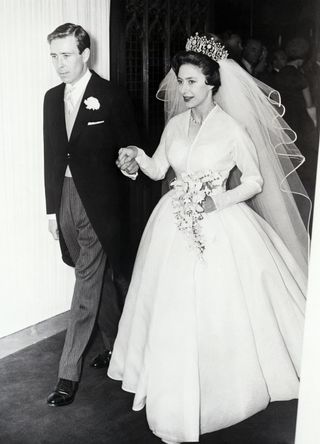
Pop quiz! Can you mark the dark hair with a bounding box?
[171,51,221,95]
[285,37,310,61]
[47,23,90,54]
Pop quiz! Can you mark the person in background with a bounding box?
[275,37,318,201]
[272,49,288,72]
[223,31,243,63]
[262,49,287,89]
[241,38,268,80]
[303,45,320,133]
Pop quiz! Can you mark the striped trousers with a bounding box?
[58,177,107,381]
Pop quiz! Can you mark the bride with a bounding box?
[108,33,309,444]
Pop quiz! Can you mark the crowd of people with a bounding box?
[222,31,319,200]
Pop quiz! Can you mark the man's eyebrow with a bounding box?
[50,51,73,55]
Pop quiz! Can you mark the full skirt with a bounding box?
[108,190,306,443]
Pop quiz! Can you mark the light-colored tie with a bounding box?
[64,84,75,114]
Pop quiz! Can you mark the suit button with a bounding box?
[67,153,71,159]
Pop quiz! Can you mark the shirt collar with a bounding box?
[65,69,92,99]
[241,58,253,74]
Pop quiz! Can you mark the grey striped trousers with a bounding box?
[58,177,106,381]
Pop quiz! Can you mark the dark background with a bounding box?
[110,0,320,252]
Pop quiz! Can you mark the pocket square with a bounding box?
[87,120,105,126]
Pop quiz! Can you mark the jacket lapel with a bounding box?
[69,71,99,144]
[52,83,68,146]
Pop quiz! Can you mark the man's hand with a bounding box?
[116,146,139,172]
[307,105,317,127]
[254,46,268,75]
[123,158,139,174]
[48,219,59,240]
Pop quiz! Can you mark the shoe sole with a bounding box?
[47,398,74,407]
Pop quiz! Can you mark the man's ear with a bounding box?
[82,47,90,64]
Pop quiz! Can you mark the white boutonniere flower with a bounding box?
[84,96,100,110]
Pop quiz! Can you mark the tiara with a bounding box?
[185,32,228,62]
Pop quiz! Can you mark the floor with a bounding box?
[0,330,298,444]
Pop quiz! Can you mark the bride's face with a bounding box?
[177,64,213,109]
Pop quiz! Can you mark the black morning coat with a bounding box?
[43,70,140,277]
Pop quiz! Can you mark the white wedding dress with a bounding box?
[108,105,306,443]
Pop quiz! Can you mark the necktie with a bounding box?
[64,85,75,114]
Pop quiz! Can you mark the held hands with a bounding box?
[116,146,139,174]
[48,219,59,240]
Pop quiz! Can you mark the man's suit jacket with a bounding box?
[43,70,140,276]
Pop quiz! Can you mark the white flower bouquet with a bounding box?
[170,170,225,255]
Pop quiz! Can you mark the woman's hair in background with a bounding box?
[171,50,221,96]
[285,37,310,62]
[47,23,90,54]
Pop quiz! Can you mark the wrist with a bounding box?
[130,146,139,158]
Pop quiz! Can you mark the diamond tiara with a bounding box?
[185,32,228,62]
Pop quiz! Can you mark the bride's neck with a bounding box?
[191,101,215,123]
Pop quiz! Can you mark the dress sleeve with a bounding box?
[135,123,171,180]
[212,125,263,210]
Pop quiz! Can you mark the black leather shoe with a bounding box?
[90,350,112,368]
[47,378,77,407]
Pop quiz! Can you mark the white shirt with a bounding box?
[64,69,92,115]
[64,69,92,176]
[241,58,253,74]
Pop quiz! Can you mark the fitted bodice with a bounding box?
[167,107,237,180]
[135,104,263,211]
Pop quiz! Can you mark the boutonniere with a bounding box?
[84,96,100,110]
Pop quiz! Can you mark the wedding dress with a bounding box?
[108,105,306,443]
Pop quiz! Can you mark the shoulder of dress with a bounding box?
[215,106,246,134]
[167,110,188,127]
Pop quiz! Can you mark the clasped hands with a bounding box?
[116,146,139,175]
[50,146,215,240]
[115,145,216,213]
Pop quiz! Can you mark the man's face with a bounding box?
[243,40,262,65]
[50,35,89,85]
[229,35,243,51]
[272,51,287,71]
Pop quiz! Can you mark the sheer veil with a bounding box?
[156,58,311,275]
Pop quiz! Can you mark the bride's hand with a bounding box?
[116,146,139,170]
[202,195,216,213]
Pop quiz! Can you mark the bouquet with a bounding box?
[170,170,226,255]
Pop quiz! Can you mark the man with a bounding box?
[241,38,267,79]
[224,32,243,63]
[274,38,318,202]
[44,23,139,406]
[261,49,287,90]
